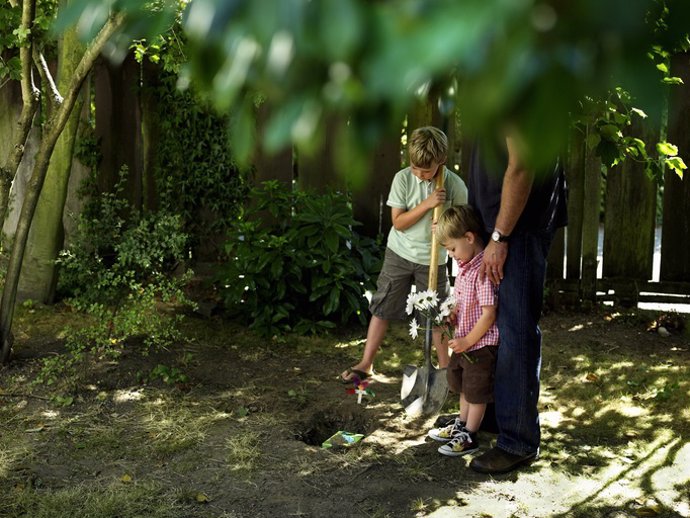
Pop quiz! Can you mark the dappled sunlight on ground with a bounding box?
[2,307,689,517]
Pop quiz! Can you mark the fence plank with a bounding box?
[603,117,657,284]
[566,126,586,280]
[580,125,602,301]
[296,115,346,192]
[254,103,294,187]
[94,56,143,206]
[661,52,690,282]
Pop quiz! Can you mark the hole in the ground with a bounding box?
[295,410,370,446]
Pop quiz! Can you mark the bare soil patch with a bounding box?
[1,305,689,518]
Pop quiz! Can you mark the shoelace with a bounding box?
[448,429,472,446]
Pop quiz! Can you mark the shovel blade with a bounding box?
[400,365,448,417]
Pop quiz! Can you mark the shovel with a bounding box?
[400,166,449,417]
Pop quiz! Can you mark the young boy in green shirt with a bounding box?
[341,126,468,383]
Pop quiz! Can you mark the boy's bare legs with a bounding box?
[433,329,450,368]
[460,392,487,433]
[341,315,389,381]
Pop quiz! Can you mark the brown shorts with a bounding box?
[369,248,449,321]
[446,346,497,404]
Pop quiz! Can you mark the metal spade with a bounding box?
[400,166,449,417]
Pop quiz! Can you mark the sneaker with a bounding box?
[438,429,479,457]
[427,417,466,442]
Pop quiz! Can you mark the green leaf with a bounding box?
[657,142,678,156]
[323,288,340,315]
[325,232,339,254]
[665,156,687,179]
[631,108,647,119]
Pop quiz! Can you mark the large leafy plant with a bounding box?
[220,181,382,336]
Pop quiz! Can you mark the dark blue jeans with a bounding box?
[494,229,554,456]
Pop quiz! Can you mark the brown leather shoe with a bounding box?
[470,446,538,474]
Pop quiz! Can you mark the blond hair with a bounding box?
[408,126,448,168]
[436,205,484,245]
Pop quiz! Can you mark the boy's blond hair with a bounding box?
[408,126,448,168]
[436,205,484,245]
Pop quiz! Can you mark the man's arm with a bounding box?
[481,136,534,285]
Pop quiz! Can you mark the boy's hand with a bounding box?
[448,337,469,353]
[426,188,446,209]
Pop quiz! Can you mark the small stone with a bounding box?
[657,326,671,338]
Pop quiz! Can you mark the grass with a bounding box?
[4,480,184,518]
[1,306,689,517]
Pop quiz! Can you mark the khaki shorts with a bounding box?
[447,346,498,404]
[369,248,449,321]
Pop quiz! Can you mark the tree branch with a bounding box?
[33,48,64,113]
[0,0,39,232]
[0,12,126,364]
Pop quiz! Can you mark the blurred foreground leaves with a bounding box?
[55,0,690,176]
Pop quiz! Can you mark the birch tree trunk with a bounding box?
[0,14,125,364]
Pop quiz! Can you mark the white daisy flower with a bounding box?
[409,317,420,339]
[417,289,439,311]
[405,291,420,315]
[439,296,455,318]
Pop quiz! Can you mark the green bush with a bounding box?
[44,168,194,384]
[219,181,382,336]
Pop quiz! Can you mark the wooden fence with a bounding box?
[94,53,690,307]
[9,53,690,307]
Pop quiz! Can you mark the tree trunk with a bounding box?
[1,14,125,364]
[18,26,85,303]
[0,0,38,234]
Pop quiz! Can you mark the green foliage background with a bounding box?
[151,72,247,259]
[220,181,382,336]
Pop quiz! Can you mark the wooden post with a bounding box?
[602,116,657,305]
[661,52,690,282]
[580,124,602,302]
[566,125,586,280]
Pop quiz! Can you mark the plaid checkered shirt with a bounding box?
[453,250,499,352]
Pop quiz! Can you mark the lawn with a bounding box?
[1,304,688,518]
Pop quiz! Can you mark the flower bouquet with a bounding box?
[405,289,473,363]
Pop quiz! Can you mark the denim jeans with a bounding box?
[494,229,554,456]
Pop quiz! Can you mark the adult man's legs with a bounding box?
[470,230,553,473]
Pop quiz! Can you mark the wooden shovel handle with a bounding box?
[427,166,445,292]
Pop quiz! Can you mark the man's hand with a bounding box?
[480,240,508,286]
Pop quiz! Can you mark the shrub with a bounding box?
[43,168,194,384]
[219,181,382,336]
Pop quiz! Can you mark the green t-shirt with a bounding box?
[386,166,468,265]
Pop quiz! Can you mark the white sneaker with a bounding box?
[427,417,465,442]
[438,429,479,457]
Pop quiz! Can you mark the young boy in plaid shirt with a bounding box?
[427,205,499,456]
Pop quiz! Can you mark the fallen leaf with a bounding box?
[635,506,660,517]
[585,373,599,382]
[195,492,209,503]
[120,474,133,483]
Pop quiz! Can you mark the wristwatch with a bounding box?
[491,229,510,243]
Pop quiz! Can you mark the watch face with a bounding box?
[491,231,500,242]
